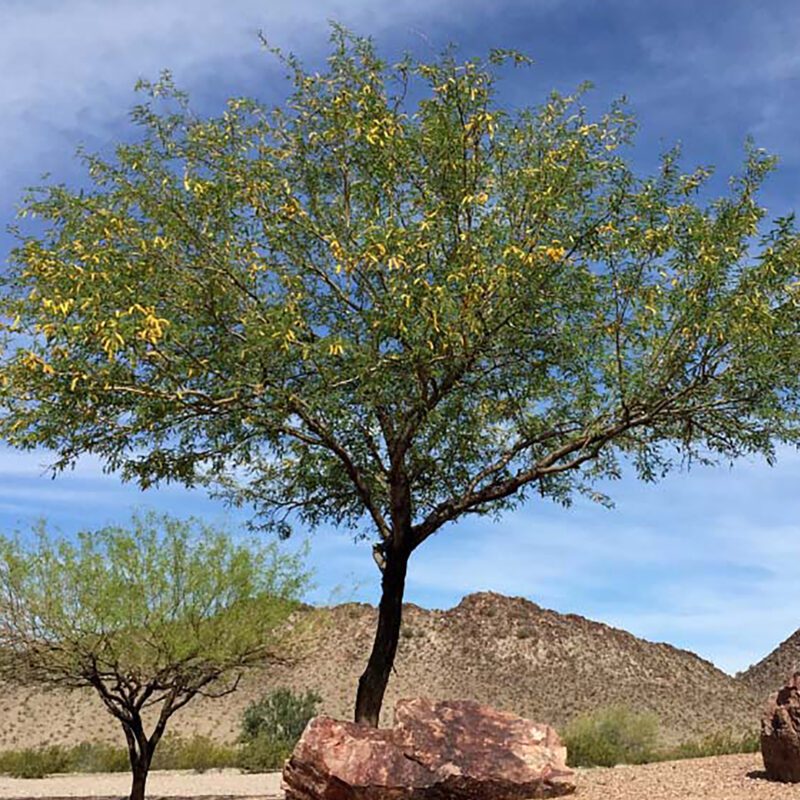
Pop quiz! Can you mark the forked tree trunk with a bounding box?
[354,546,410,726]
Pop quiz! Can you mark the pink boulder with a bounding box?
[282,698,575,800]
[762,672,800,782]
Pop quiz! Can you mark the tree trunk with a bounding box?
[354,546,409,726]
[123,716,152,800]
[129,761,149,800]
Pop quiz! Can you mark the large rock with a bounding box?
[761,672,800,782]
[282,698,575,800]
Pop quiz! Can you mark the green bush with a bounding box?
[241,688,322,744]
[68,741,129,773]
[0,736,240,778]
[238,688,322,772]
[662,730,760,761]
[563,705,659,767]
[238,736,294,773]
[562,705,760,769]
[150,735,238,772]
[0,745,73,778]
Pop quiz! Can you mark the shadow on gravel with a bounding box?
[746,769,782,782]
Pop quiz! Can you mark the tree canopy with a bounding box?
[1,27,799,724]
[0,512,309,799]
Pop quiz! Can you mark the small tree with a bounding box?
[1,28,799,726]
[0,513,309,800]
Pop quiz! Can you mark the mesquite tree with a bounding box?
[1,28,799,726]
[0,514,309,800]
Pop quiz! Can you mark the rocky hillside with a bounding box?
[0,592,761,750]
[738,628,800,701]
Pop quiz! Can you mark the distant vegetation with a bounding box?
[665,730,760,762]
[563,704,759,768]
[238,687,322,772]
[563,704,660,767]
[0,698,761,777]
[0,738,235,779]
[0,687,321,778]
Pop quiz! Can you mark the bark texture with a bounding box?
[354,548,409,726]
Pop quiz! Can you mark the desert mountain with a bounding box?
[738,628,800,701]
[0,592,761,749]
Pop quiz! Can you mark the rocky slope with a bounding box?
[0,592,761,750]
[738,628,800,701]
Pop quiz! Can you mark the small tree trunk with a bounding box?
[123,716,153,800]
[354,546,409,726]
[129,760,149,800]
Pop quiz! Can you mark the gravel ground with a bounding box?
[0,753,796,800]
[575,753,796,800]
[0,769,282,799]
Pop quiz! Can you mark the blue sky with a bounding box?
[2,0,800,675]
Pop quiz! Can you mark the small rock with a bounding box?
[761,671,800,782]
[282,697,575,800]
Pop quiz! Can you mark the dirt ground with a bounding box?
[573,753,799,800]
[0,769,282,799]
[0,753,797,800]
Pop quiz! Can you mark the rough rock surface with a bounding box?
[282,697,575,800]
[762,673,800,782]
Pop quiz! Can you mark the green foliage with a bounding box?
[0,746,73,778]
[662,730,760,761]
[0,513,310,795]
[1,25,798,551]
[0,723,761,778]
[0,737,240,778]
[238,688,321,771]
[237,736,295,773]
[2,22,800,725]
[150,735,238,772]
[0,742,130,778]
[241,687,322,743]
[68,741,131,773]
[563,705,659,767]
[563,705,760,767]
[0,512,310,691]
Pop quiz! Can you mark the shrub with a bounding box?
[563,705,659,767]
[69,741,129,773]
[0,745,72,778]
[238,688,322,772]
[241,688,322,745]
[0,737,242,778]
[237,736,295,773]
[663,730,760,761]
[150,735,238,772]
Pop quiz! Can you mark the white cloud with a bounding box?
[0,0,517,191]
[0,446,107,479]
